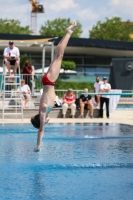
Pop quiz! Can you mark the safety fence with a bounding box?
[0,74,133,110]
[54,90,133,110]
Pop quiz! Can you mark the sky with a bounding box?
[0,0,133,38]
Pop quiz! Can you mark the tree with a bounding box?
[61,60,76,72]
[89,17,133,42]
[39,18,82,37]
[0,19,31,34]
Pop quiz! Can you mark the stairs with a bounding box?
[1,64,23,121]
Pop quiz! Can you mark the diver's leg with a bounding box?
[47,22,77,82]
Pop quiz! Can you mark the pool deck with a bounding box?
[0,110,133,126]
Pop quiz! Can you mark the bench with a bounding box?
[34,102,100,118]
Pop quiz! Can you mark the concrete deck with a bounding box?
[0,110,133,126]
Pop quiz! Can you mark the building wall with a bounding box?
[110,58,133,90]
[0,48,111,83]
[0,47,132,86]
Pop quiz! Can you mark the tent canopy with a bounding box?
[0,33,54,42]
[0,33,55,47]
[0,38,53,44]
[0,66,10,73]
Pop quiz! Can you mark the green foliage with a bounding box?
[89,17,133,42]
[34,75,43,91]
[20,54,32,69]
[0,18,31,34]
[61,60,76,71]
[32,76,94,94]
[55,78,94,90]
[39,18,82,38]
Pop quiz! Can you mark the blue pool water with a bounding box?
[116,104,133,109]
[0,123,133,200]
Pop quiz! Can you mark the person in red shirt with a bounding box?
[62,88,76,118]
[21,60,33,90]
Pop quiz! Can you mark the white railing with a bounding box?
[1,73,133,110]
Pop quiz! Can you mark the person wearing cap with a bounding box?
[62,88,76,118]
[99,77,111,118]
[17,79,31,109]
[79,88,94,118]
[3,40,20,76]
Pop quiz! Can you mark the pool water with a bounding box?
[0,123,133,200]
[116,104,133,109]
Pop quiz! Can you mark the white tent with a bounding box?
[35,67,77,74]
[0,67,8,73]
[0,66,13,73]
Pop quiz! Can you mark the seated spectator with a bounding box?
[21,60,33,91]
[17,79,31,109]
[3,40,20,76]
[62,88,76,118]
[79,88,94,118]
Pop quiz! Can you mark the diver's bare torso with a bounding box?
[40,85,56,111]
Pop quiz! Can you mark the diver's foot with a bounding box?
[34,146,40,152]
[66,21,77,34]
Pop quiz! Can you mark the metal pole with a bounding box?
[51,41,54,62]
[42,45,45,75]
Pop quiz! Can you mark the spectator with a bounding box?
[3,40,20,76]
[21,60,33,91]
[99,77,111,118]
[79,88,94,118]
[17,79,31,109]
[94,76,103,108]
[62,88,76,118]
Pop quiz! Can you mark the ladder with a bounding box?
[1,62,23,121]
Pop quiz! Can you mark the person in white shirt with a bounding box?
[17,79,31,109]
[99,77,111,118]
[94,76,103,108]
[3,40,20,76]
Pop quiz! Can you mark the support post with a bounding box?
[42,45,45,75]
[51,41,54,62]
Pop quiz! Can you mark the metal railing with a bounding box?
[1,73,133,110]
[0,73,43,95]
